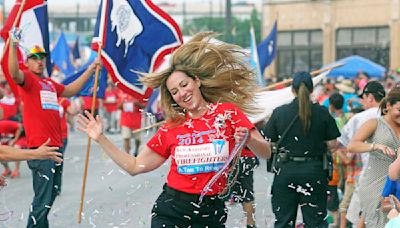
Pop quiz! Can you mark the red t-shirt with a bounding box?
[81,96,99,110]
[120,95,142,129]
[241,148,256,157]
[103,89,119,113]
[147,102,255,195]
[20,70,65,147]
[0,120,20,144]
[58,98,71,139]
[14,136,27,148]
[0,92,19,120]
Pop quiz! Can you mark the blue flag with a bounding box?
[51,32,75,75]
[92,0,182,101]
[62,51,107,98]
[257,20,277,75]
[249,25,265,87]
[71,36,81,60]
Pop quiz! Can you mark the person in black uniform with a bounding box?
[263,72,340,228]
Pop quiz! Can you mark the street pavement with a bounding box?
[0,130,276,228]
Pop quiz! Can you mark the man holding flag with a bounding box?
[6,30,99,228]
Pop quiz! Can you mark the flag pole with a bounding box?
[263,63,344,91]
[78,41,102,224]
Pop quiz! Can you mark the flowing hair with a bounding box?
[140,32,259,124]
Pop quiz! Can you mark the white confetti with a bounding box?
[31,216,37,225]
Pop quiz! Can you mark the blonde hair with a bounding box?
[140,32,259,124]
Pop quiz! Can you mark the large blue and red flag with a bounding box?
[0,0,51,95]
[92,0,183,102]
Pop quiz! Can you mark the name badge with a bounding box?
[123,102,134,112]
[174,140,229,175]
[40,90,59,111]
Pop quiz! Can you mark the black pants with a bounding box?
[151,185,227,227]
[26,148,63,228]
[229,157,259,203]
[271,161,328,228]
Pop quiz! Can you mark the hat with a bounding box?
[27,45,47,58]
[358,80,385,98]
[292,71,313,92]
[335,80,355,94]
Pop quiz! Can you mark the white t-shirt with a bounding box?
[338,107,380,147]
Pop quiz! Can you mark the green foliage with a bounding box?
[182,8,261,48]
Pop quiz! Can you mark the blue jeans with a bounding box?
[26,147,63,228]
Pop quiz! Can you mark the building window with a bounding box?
[276,30,323,79]
[336,27,390,68]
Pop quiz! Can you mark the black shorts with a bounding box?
[151,185,227,227]
[326,185,339,212]
[228,157,259,203]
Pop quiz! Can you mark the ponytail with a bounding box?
[298,83,312,135]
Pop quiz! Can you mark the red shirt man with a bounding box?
[8,39,99,228]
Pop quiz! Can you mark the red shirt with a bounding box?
[20,70,65,147]
[81,96,99,110]
[58,98,71,139]
[241,148,256,157]
[0,92,19,120]
[120,94,142,129]
[103,89,119,113]
[0,120,20,144]
[14,136,27,148]
[147,103,255,195]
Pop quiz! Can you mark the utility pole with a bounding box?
[225,0,232,43]
[183,1,187,32]
[76,3,80,32]
[1,0,5,27]
[209,0,213,30]
[220,0,223,18]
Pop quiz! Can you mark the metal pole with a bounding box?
[182,1,186,30]
[225,0,232,42]
[209,0,212,30]
[1,0,5,27]
[76,3,80,32]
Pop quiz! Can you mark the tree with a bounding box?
[182,8,261,48]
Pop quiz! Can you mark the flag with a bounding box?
[0,0,51,95]
[145,89,160,115]
[51,32,75,76]
[257,20,277,76]
[249,25,265,87]
[62,51,107,99]
[92,0,183,102]
[71,36,81,60]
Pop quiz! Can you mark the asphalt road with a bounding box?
[0,130,276,228]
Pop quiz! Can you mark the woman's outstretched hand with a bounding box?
[77,111,103,141]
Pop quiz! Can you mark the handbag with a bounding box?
[266,114,299,173]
